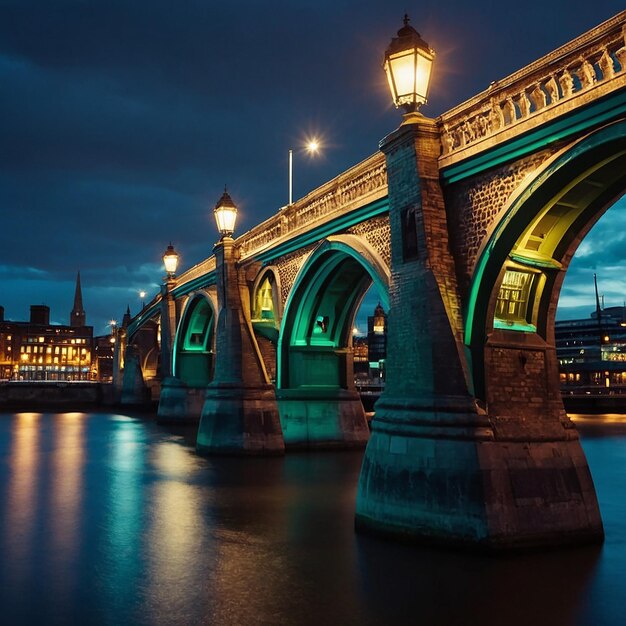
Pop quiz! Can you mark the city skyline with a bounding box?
[1,0,624,333]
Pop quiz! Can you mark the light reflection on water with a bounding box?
[0,412,623,625]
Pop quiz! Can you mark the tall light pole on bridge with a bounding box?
[288,139,321,206]
[197,189,284,455]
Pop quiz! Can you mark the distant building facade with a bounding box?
[556,306,626,393]
[353,336,369,379]
[353,303,388,386]
[0,273,95,381]
[93,334,115,382]
[367,303,387,381]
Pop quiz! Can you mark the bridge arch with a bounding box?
[251,266,283,340]
[278,234,390,389]
[173,291,216,387]
[466,119,626,396]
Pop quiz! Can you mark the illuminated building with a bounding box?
[93,334,116,382]
[556,306,626,393]
[353,336,369,379]
[367,303,387,381]
[0,273,94,381]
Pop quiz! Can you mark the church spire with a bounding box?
[70,271,86,327]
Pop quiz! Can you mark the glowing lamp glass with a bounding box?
[214,190,238,237]
[163,244,179,276]
[384,16,435,112]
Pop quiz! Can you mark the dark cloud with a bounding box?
[1,0,624,333]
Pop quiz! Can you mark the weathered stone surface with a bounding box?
[356,114,604,550]
[157,376,205,424]
[197,239,284,455]
[277,388,369,449]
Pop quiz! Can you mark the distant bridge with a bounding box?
[117,12,626,550]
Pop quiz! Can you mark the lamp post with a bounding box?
[197,188,284,455]
[356,16,604,551]
[357,16,489,541]
[139,290,146,310]
[288,140,320,206]
[160,243,179,380]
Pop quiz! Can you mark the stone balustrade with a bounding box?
[438,11,626,159]
[174,256,216,287]
[237,152,387,260]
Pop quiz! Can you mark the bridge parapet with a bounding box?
[173,256,217,288]
[237,152,387,260]
[438,10,626,167]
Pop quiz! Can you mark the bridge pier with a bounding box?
[156,376,206,423]
[355,115,603,550]
[197,237,284,455]
[277,388,369,449]
[120,344,151,407]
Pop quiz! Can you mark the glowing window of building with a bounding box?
[38,337,44,343]
[7,335,11,341]
[494,269,536,330]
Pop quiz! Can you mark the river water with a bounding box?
[0,412,624,626]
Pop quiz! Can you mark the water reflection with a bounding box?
[0,412,623,625]
[144,441,213,623]
[99,417,146,621]
[47,412,85,609]
[1,412,41,599]
[356,536,600,626]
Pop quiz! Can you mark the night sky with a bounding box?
[1,0,624,335]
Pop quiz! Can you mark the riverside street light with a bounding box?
[288,139,320,206]
[383,14,435,114]
[214,188,238,238]
[162,243,179,278]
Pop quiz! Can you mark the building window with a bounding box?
[494,269,535,329]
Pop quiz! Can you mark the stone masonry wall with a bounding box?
[346,216,391,269]
[445,146,560,301]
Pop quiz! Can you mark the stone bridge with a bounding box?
[116,11,626,549]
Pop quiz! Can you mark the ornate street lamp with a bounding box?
[163,243,179,278]
[383,14,435,113]
[214,188,238,238]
